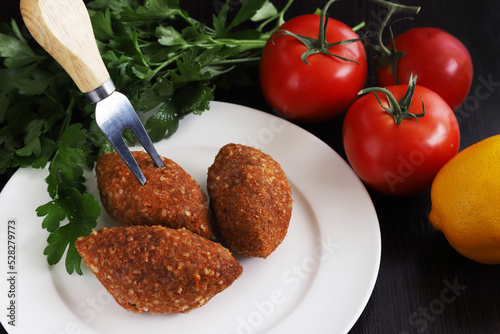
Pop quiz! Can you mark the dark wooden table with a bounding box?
[2,1,500,333]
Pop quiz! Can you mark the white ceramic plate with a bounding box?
[0,101,380,334]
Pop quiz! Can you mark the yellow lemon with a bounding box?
[429,134,500,264]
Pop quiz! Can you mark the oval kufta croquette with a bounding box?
[207,143,293,258]
[96,151,214,239]
[76,226,243,314]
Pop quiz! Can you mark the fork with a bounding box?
[20,0,164,185]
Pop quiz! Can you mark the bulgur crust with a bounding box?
[96,151,214,239]
[75,226,243,314]
[207,143,293,258]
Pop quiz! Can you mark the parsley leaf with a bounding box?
[39,190,100,275]
[0,29,45,68]
[37,124,101,275]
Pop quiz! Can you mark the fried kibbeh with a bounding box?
[75,226,243,314]
[207,143,293,258]
[96,151,214,239]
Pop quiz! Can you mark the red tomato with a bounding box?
[259,14,367,123]
[342,84,460,196]
[377,27,473,111]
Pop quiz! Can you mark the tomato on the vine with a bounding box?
[376,27,473,111]
[259,0,367,123]
[342,76,460,196]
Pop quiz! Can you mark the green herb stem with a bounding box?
[352,21,366,33]
[257,0,294,33]
[58,94,77,141]
[150,53,184,77]
[214,37,269,50]
[209,57,262,66]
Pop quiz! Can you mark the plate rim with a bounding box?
[0,101,381,334]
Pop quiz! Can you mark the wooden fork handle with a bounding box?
[20,0,110,93]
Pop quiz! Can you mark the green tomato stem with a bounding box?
[359,74,425,125]
[373,0,420,57]
[369,0,420,84]
[273,0,363,65]
[318,0,338,49]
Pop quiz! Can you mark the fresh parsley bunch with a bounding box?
[0,0,292,275]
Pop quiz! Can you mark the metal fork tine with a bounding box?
[127,109,165,170]
[95,91,164,185]
[105,131,147,186]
